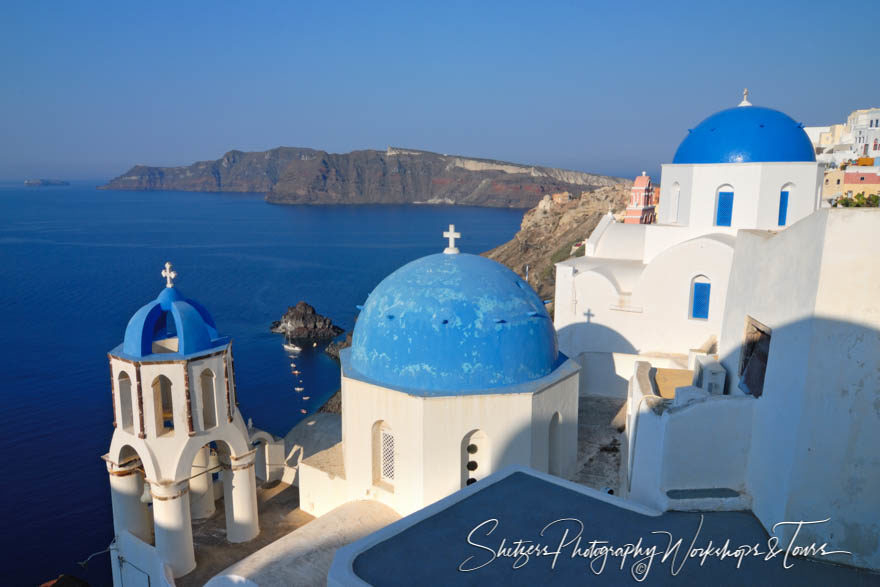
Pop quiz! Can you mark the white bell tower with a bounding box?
[103,263,259,584]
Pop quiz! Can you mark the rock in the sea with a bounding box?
[324,331,353,361]
[318,390,341,414]
[270,301,343,340]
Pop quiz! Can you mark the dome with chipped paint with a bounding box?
[349,253,558,393]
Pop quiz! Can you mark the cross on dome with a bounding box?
[161,261,177,288]
[443,224,461,254]
[738,88,752,107]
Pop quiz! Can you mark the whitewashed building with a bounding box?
[555,92,823,365]
[553,94,880,571]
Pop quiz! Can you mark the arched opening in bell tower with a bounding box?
[118,372,134,433]
[199,368,217,430]
[152,375,175,435]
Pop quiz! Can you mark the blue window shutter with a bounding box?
[692,282,710,319]
[778,191,789,226]
[716,192,733,226]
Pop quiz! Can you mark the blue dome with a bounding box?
[673,106,816,164]
[349,253,559,393]
[122,286,223,358]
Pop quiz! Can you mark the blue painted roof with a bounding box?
[349,253,558,393]
[673,105,816,164]
[121,286,225,358]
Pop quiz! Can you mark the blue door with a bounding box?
[692,282,710,319]
[778,191,789,226]
[716,191,733,226]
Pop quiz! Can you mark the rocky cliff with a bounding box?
[484,184,631,302]
[100,146,627,209]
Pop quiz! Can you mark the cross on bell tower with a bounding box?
[162,261,177,288]
[443,224,461,254]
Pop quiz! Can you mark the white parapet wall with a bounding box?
[112,531,175,587]
[626,360,755,512]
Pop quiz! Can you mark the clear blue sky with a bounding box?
[1,0,876,181]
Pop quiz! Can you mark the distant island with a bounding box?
[24,179,69,186]
[99,146,627,209]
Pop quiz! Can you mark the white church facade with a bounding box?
[555,91,823,361]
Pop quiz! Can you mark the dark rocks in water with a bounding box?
[318,390,341,414]
[270,301,343,340]
[25,179,69,186]
[324,331,353,361]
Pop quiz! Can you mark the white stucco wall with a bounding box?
[332,361,579,517]
[719,209,880,570]
[556,235,734,356]
[658,161,821,231]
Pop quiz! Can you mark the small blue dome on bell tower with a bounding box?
[119,262,228,359]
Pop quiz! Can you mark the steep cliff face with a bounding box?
[484,184,631,301]
[99,147,320,192]
[100,146,627,209]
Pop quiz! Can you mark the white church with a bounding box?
[102,93,880,585]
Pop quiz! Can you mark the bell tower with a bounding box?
[103,263,259,585]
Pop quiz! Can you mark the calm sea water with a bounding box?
[0,182,523,585]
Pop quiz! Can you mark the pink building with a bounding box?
[624,171,657,224]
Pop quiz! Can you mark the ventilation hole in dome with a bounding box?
[387,314,394,320]
[759,124,765,128]
[467,478,477,486]
[467,461,478,472]
[494,318,506,324]
[441,319,449,325]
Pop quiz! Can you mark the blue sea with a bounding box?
[0,182,523,585]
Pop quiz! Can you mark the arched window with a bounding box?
[118,372,134,433]
[200,369,217,430]
[715,186,734,227]
[548,412,562,476]
[461,429,490,488]
[372,421,394,490]
[667,182,680,223]
[690,275,711,320]
[152,375,174,435]
[778,184,793,226]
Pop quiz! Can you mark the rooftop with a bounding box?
[334,467,877,586]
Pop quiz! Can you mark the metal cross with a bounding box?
[161,261,177,288]
[443,224,461,254]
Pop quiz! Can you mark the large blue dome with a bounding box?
[349,253,559,393]
[673,105,816,164]
[122,286,225,358]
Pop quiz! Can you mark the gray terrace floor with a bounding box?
[352,471,879,586]
[178,481,313,587]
